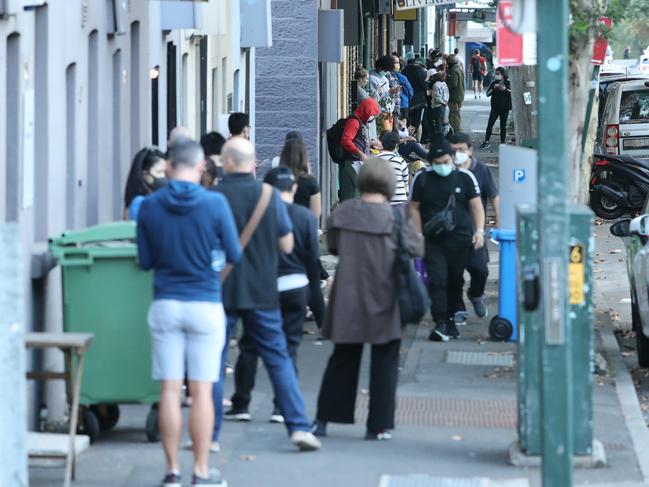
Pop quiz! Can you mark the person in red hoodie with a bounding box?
[339,98,381,201]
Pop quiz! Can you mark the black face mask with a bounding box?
[149,177,168,191]
[214,166,225,181]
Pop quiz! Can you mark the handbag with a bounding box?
[221,183,273,283]
[393,207,430,325]
[423,172,457,238]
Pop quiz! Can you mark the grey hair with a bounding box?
[168,137,205,169]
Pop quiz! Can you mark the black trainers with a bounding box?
[223,408,251,422]
[469,294,488,318]
[479,140,490,150]
[161,472,181,487]
[428,322,450,342]
[191,468,227,486]
[446,319,460,339]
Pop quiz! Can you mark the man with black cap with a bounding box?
[409,136,485,341]
[228,166,325,425]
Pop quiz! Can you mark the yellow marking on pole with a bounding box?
[569,244,585,305]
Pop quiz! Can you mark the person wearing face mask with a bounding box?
[355,67,370,103]
[449,132,499,325]
[339,97,382,201]
[480,67,512,149]
[409,136,485,342]
[124,147,168,221]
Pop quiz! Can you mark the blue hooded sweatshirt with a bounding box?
[136,180,242,303]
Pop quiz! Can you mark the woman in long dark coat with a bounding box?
[312,158,424,440]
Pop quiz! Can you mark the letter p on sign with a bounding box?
[513,169,526,182]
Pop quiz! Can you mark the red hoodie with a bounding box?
[340,98,381,158]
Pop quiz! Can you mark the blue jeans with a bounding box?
[212,308,311,440]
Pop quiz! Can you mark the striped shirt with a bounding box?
[377,151,410,205]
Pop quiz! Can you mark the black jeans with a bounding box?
[316,339,401,432]
[424,240,471,324]
[485,108,510,143]
[398,140,428,161]
[230,286,308,411]
[457,245,489,312]
[428,105,445,137]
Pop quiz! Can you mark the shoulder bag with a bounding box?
[423,172,457,238]
[393,207,430,325]
[221,183,273,283]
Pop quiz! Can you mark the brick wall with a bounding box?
[255,0,319,175]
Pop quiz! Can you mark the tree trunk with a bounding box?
[568,34,596,204]
[509,65,538,146]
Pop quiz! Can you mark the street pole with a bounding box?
[0,224,28,486]
[536,0,573,485]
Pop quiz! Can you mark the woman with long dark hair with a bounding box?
[279,136,321,219]
[479,66,512,149]
[123,147,167,220]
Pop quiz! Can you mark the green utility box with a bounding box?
[50,221,160,442]
[516,205,594,457]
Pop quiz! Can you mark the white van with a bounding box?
[597,79,649,160]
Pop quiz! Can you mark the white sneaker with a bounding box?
[183,440,220,453]
[290,430,321,451]
[269,413,285,424]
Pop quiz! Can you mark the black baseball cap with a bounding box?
[263,166,295,192]
[427,135,455,161]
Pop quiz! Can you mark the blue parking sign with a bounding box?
[513,169,526,183]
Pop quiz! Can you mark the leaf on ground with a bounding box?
[609,249,622,254]
[450,435,464,441]
[240,455,256,462]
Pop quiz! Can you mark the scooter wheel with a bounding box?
[590,188,626,220]
[489,316,513,342]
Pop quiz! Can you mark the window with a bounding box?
[221,57,227,112]
[87,30,99,226]
[5,33,20,222]
[166,42,177,138]
[34,6,48,237]
[181,53,188,127]
[151,65,159,146]
[620,90,649,124]
[113,50,122,219]
[130,21,140,155]
[233,69,240,112]
[211,67,219,128]
[198,37,207,135]
[65,63,77,230]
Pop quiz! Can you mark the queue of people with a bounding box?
[128,49,502,484]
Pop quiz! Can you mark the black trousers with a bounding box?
[485,108,510,143]
[316,339,401,432]
[427,105,445,138]
[408,106,424,130]
[231,286,308,411]
[424,240,471,324]
[457,245,489,312]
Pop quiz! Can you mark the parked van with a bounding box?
[597,79,649,160]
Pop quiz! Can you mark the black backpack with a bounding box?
[326,115,360,165]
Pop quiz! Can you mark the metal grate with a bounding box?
[446,351,515,368]
[355,396,517,429]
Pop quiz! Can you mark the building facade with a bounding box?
[0,0,259,425]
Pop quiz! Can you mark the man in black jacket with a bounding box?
[230,166,325,424]
[402,59,428,138]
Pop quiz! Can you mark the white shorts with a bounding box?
[147,300,226,382]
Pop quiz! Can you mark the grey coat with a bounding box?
[322,200,424,345]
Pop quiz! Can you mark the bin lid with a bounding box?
[49,222,138,264]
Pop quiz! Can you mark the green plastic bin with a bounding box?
[49,221,160,442]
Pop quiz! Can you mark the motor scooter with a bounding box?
[589,154,649,219]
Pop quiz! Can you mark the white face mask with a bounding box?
[454,152,469,166]
[495,75,503,81]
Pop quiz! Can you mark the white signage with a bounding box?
[395,0,456,11]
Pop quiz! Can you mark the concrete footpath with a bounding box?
[29,97,649,486]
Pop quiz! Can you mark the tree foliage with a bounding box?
[608,0,649,58]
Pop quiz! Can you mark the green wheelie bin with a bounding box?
[49,221,160,443]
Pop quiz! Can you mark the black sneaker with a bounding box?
[469,294,488,318]
[223,408,251,422]
[428,323,450,342]
[191,468,227,486]
[446,320,460,339]
[161,472,181,487]
[479,141,490,150]
[311,419,327,437]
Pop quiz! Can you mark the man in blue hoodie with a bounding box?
[137,137,241,487]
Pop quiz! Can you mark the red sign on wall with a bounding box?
[592,17,612,65]
[496,0,523,66]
